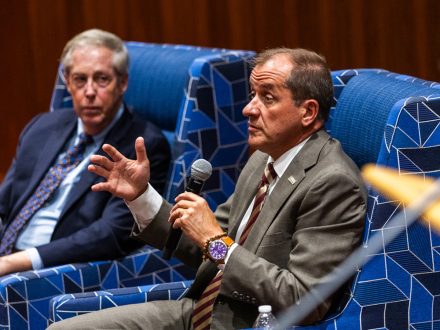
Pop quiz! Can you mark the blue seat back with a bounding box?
[331,73,440,168]
[292,72,440,329]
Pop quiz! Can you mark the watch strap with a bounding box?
[219,236,234,247]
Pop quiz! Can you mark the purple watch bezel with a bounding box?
[208,240,228,261]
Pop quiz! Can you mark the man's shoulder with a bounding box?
[34,109,76,125]
[22,110,75,135]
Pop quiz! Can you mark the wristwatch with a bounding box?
[205,235,234,264]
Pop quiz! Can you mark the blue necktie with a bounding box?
[0,133,92,255]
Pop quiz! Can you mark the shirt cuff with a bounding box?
[125,183,162,231]
[25,248,44,270]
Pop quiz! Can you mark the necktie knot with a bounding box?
[66,133,93,160]
[77,133,94,149]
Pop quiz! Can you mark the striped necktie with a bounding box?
[192,162,277,330]
[0,133,92,256]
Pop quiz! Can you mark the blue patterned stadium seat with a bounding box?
[0,42,254,330]
[50,280,193,321]
[289,72,440,329]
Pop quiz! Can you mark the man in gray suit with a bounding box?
[50,48,366,330]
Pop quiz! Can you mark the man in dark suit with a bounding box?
[0,29,170,276]
[50,48,366,329]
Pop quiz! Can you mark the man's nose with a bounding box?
[84,79,97,96]
[243,98,259,117]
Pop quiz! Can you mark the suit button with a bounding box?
[232,291,239,299]
[239,293,244,301]
[251,298,257,304]
[216,297,225,305]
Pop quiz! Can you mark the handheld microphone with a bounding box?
[162,159,212,260]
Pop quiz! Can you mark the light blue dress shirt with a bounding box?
[16,106,124,269]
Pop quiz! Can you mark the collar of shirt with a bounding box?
[267,136,311,184]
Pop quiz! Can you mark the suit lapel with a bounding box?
[60,108,133,217]
[31,114,76,189]
[241,130,331,252]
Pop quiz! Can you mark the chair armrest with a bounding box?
[0,246,195,330]
[49,280,194,323]
[0,260,111,330]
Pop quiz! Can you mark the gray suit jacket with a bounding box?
[135,130,367,329]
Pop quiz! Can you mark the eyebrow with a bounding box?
[70,69,113,75]
[250,81,277,90]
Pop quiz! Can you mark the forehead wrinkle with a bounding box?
[250,70,287,82]
[249,77,287,94]
[250,68,289,92]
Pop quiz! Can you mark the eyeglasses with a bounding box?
[69,73,116,89]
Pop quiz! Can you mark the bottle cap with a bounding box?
[258,305,272,313]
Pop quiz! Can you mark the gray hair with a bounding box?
[61,29,129,76]
[253,47,334,122]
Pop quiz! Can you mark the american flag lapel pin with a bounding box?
[288,176,296,185]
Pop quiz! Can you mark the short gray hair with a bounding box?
[61,29,129,76]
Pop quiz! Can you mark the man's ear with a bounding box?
[64,74,72,94]
[119,73,129,93]
[301,99,320,127]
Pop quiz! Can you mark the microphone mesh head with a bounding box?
[191,159,212,182]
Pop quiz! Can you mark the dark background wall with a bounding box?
[1,0,439,178]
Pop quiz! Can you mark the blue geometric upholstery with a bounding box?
[290,72,440,329]
[327,69,388,133]
[328,69,440,134]
[0,42,254,330]
[1,247,191,330]
[49,280,193,321]
[48,69,440,329]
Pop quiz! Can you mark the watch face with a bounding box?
[208,240,228,261]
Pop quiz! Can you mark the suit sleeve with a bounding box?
[0,159,15,225]
[0,114,45,230]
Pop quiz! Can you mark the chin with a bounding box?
[82,120,105,134]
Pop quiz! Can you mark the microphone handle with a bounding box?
[162,177,205,260]
[185,177,204,194]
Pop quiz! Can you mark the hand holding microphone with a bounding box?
[163,159,213,259]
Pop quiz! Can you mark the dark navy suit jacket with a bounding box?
[0,107,170,267]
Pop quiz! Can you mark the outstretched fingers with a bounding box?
[134,137,148,163]
[88,163,110,179]
[90,181,114,193]
[89,154,114,171]
[101,143,126,162]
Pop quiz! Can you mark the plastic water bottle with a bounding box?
[253,305,278,329]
